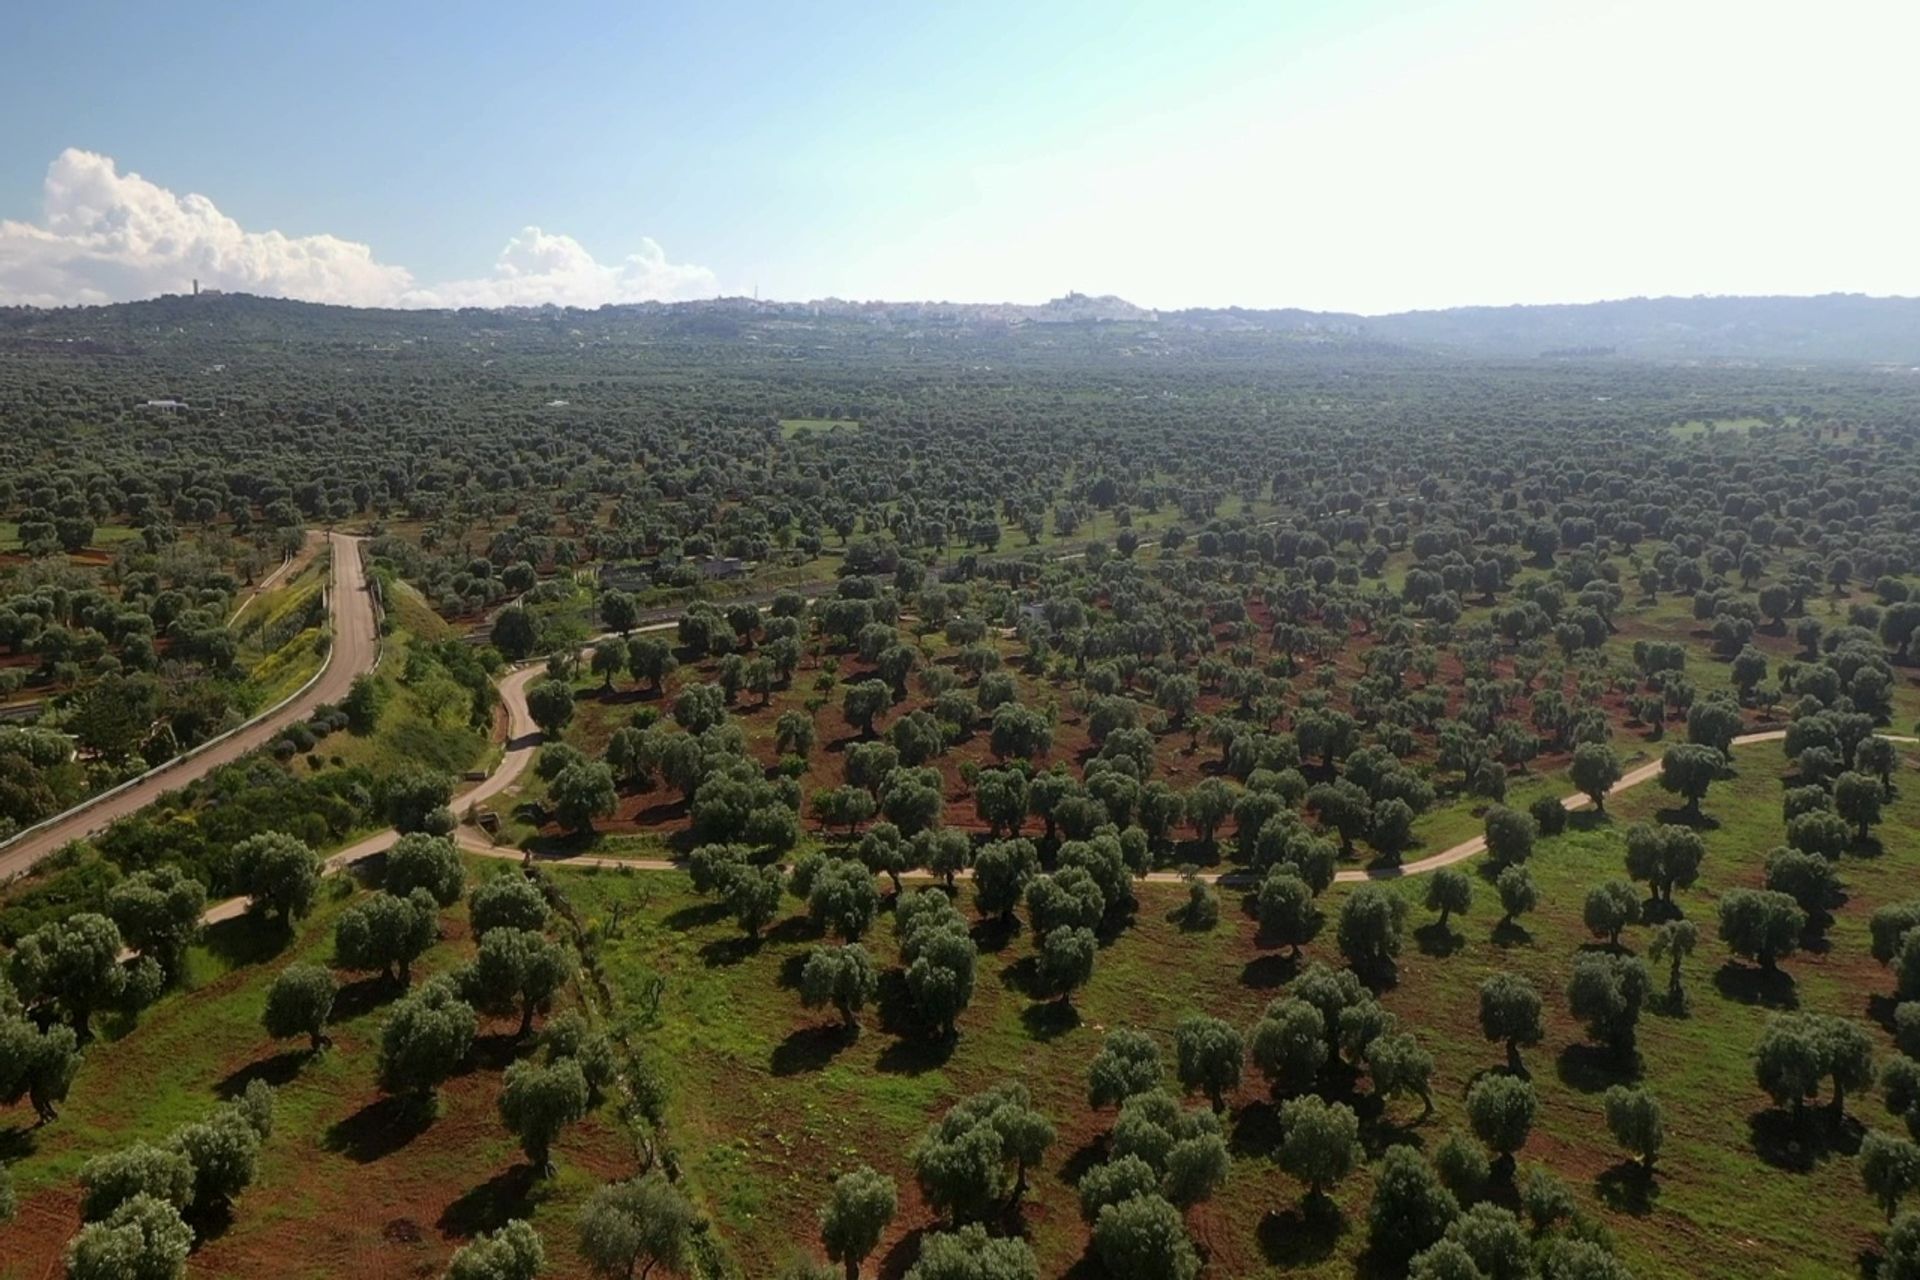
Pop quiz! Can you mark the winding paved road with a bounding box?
[0,533,379,884]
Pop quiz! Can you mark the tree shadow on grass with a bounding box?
[325,1094,434,1163]
[1060,1135,1108,1187]
[771,1023,856,1076]
[1654,805,1719,832]
[765,914,822,946]
[1021,1000,1081,1042]
[1649,988,1692,1020]
[1594,1161,1660,1215]
[203,912,292,968]
[776,951,810,991]
[1639,896,1686,925]
[1414,922,1465,959]
[1231,1100,1283,1159]
[971,914,1020,954]
[998,956,1043,1000]
[330,974,401,1024]
[876,1226,931,1280]
[1241,951,1299,990]
[1748,1106,1863,1173]
[875,1034,955,1077]
[467,1032,529,1074]
[1360,1112,1427,1159]
[182,1199,236,1244]
[1868,994,1901,1035]
[0,1125,36,1163]
[1259,1199,1343,1268]
[437,1163,535,1238]
[216,1049,310,1099]
[699,932,762,968]
[1555,1043,1640,1094]
[662,899,730,932]
[1714,962,1799,1010]
[1491,920,1534,949]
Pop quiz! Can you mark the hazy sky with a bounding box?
[2,0,1915,312]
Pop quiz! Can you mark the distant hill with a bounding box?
[1168,294,1920,363]
[1358,294,1920,364]
[7,289,1920,364]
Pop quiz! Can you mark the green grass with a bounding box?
[0,521,142,553]
[779,417,861,438]
[1668,416,1780,439]
[559,735,1920,1279]
[232,555,332,711]
[293,601,492,783]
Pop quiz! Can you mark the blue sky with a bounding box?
[3,0,1916,311]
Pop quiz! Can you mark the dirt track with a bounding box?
[406,729,1918,889]
[120,574,1920,925]
[0,533,379,884]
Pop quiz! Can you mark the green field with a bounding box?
[779,417,862,438]
[0,860,637,1278]
[1667,416,1782,440]
[552,736,1920,1279]
[0,520,143,553]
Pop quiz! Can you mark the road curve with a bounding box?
[0,533,380,883]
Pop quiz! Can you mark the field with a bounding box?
[0,857,639,1280]
[780,418,862,438]
[4,298,1920,1279]
[560,735,1920,1279]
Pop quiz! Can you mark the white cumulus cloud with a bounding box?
[0,149,717,309]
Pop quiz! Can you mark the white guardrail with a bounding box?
[0,546,366,877]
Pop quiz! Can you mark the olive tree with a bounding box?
[447,1219,546,1280]
[1337,883,1408,978]
[230,832,322,925]
[801,944,879,1031]
[470,873,551,937]
[1088,1028,1162,1109]
[498,1057,590,1175]
[262,962,337,1053]
[1174,1015,1244,1112]
[383,833,465,906]
[1581,880,1640,948]
[1478,973,1544,1075]
[576,1173,696,1280]
[1603,1084,1664,1170]
[903,1225,1037,1280]
[464,927,575,1037]
[1569,742,1623,813]
[334,888,439,987]
[1424,868,1472,930]
[78,1142,194,1222]
[1566,952,1651,1056]
[819,1165,897,1280]
[8,913,130,1037]
[1277,1094,1361,1203]
[65,1194,194,1280]
[1465,1073,1536,1170]
[1718,888,1806,973]
[106,867,206,982]
[1091,1193,1200,1280]
[377,976,476,1099]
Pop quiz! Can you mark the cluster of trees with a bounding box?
[0,519,313,837]
[63,1082,275,1279]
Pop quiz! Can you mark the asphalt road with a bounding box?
[0,532,379,883]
